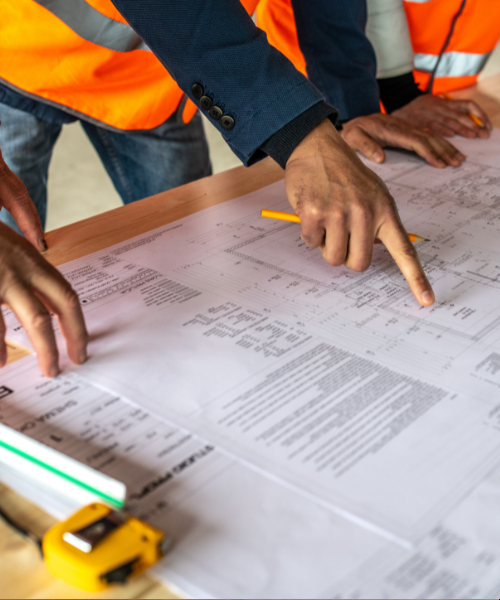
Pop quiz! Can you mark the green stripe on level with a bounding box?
[0,438,123,508]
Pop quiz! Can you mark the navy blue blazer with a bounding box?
[291,0,379,121]
[111,0,379,166]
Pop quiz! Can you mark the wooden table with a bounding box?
[2,72,500,599]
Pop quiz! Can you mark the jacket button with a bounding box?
[208,106,223,121]
[200,96,213,111]
[191,83,204,100]
[220,115,235,131]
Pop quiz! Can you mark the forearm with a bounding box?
[377,72,424,113]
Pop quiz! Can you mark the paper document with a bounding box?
[0,356,391,599]
[6,134,500,542]
[332,460,500,599]
[4,356,500,598]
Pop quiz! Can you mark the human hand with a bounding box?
[341,113,465,168]
[0,147,46,251]
[0,222,88,376]
[285,119,434,307]
[392,94,492,139]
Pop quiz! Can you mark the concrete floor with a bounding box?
[45,118,242,231]
[45,42,500,232]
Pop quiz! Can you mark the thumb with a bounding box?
[0,155,45,251]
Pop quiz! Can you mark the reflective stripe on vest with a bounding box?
[257,0,500,99]
[33,0,150,52]
[414,50,491,78]
[0,0,197,130]
[404,0,500,93]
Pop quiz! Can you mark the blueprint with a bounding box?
[4,357,500,598]
[0,356,389,599]
[332,462,500,599]
[5,133,500,544]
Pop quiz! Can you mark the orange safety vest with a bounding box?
[256,0,500,97]
[256,0,307,76]
[404,0,500,94]
[0,0,198,130]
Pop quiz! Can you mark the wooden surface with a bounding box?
[2,73,500,600]
[44,157,283,267]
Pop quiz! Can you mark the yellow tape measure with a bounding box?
[43,503,171,592]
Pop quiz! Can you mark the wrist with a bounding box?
[259,102,338,169]
[287,118,344,166]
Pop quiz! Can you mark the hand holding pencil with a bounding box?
[441,92,487,130]
[392,93,491,140]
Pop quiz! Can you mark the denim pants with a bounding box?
[0,103,212,233]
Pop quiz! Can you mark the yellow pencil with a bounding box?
[442,92,485,128]
[261,209,429,243]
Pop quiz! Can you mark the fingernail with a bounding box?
[48,366,60,378]
[78,350,88,364]
[421,291,434,306]
[373,151,384,163]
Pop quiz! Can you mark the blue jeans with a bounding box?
[0,103,212,233]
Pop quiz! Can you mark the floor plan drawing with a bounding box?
[5,134,500,541]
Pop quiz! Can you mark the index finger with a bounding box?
[4,280,60,377]
[31,267,89,366]
[377,215,435,307]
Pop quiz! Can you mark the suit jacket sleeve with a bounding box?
[110,0,333,166]
[291,0,380,120]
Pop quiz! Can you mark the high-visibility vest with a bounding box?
[241,0,260,14]
[256,0,500,96]
[404,0,500,94]
[0,0,198,130]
